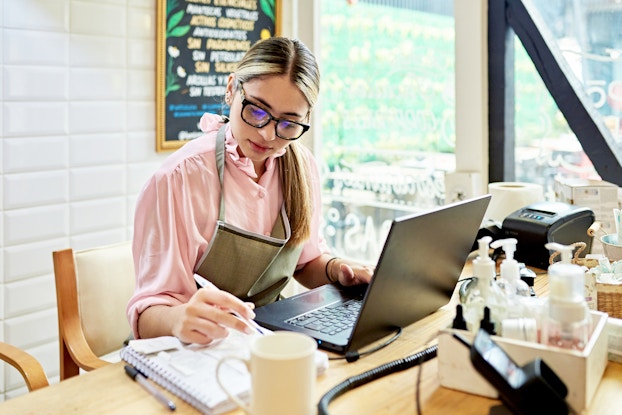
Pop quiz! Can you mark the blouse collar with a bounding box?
[224,126,286,179]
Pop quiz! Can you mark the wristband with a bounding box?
[325,257,339,283]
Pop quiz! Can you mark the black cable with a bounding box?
[317,344,438,415]
[328,327,403,363]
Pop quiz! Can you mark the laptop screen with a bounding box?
[254,195,492,354]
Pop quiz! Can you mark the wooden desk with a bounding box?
[2,272,621,415]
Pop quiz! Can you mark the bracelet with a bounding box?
[325,257,340,284]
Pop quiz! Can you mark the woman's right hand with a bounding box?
[172,285,257,344]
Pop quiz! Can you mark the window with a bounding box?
[319,0,455,262]
[491,0,622,193]
[514,38,597,193]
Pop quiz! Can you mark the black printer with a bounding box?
[501,201,595,269]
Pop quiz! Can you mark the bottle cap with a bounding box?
[477,236,492,260]
[545,242,574,264]
[473,236,495,282]
[491,238,520,281]
[491,238,517,261]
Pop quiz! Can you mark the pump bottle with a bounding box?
[542,243,591,350]
[462,236,505,333]
[490,238,531,299]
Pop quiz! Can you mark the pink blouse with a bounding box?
[126,113,329,336]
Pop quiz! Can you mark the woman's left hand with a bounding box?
[331,258,374,286]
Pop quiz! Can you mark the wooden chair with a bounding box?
[52,241,135,380]
[0,341,49,391]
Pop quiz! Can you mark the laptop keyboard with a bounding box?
[285,298,362,335]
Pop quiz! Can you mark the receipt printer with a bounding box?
[501,201,595,269]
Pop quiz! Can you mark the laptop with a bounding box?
[254,194,491,354]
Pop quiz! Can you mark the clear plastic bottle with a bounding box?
[462,236,506,333]
[542,243,591,350]
[490,238,532,329]
[491,238,532,299]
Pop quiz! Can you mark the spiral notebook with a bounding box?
[120,331,255,415]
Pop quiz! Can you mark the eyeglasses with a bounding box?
[239,86,310,140]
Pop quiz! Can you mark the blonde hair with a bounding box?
[233,37,320,246]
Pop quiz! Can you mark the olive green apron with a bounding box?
[194,123,303,306]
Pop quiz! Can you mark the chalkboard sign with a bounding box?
[156,0,280,152]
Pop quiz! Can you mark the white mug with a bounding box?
[216,331,317,415]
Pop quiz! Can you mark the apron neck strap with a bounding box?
[215,123,227,222]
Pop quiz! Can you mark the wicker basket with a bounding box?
[597,283,622,319]
[549,241,622,318]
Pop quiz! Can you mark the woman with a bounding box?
[127,37,373,345]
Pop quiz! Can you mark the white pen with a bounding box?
[193,273,266,335]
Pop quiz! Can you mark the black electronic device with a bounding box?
[458,329,569,415]
[501,201,594,269]
[255,195,491,354]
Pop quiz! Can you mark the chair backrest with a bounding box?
[0,341,49,392]
[74,241,135,356]
[53,241,135,379]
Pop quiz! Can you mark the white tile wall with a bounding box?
[3,66,68,100]
[3,137,68,173]
[3,0,68,31]
[69,68,127,100]
[3,171,67,208]
[4,205,68,244]
[70,2,126,37]
[3,30,69,65]
[70,166,126,199]
[4,274,56,316]
[3,102,68,136]
[128,38,155,68]
[70,35,127,67]
[4,240,65,282]
[69,101,128,132]
[0,0,168,401]
[69,133,125,166]
[4,309,57,350]
[128,69,155,100]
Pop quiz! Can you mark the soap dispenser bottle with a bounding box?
[490,238,531,299]
[462,236,505,332]
[542,242,591,350]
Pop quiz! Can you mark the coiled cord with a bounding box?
[317,344,439,415]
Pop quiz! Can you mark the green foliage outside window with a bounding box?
[320,2,455,170]
[320,1,572,170]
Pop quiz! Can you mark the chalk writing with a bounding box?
[157,0,277,151]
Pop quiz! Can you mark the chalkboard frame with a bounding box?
[156,0,281,152]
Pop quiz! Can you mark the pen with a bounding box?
[124,364,176,411]
[193,273,266,335]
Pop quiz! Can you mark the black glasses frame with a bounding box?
[239,87,310,140]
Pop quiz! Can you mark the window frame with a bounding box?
[489,0,622,185]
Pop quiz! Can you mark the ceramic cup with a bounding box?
[216,331,317,415]
[601,234,622,261]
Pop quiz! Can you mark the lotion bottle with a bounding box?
[462,236,505,333]
[490,238,532,331]
[491,238,531,299]
[542,242,591,350]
